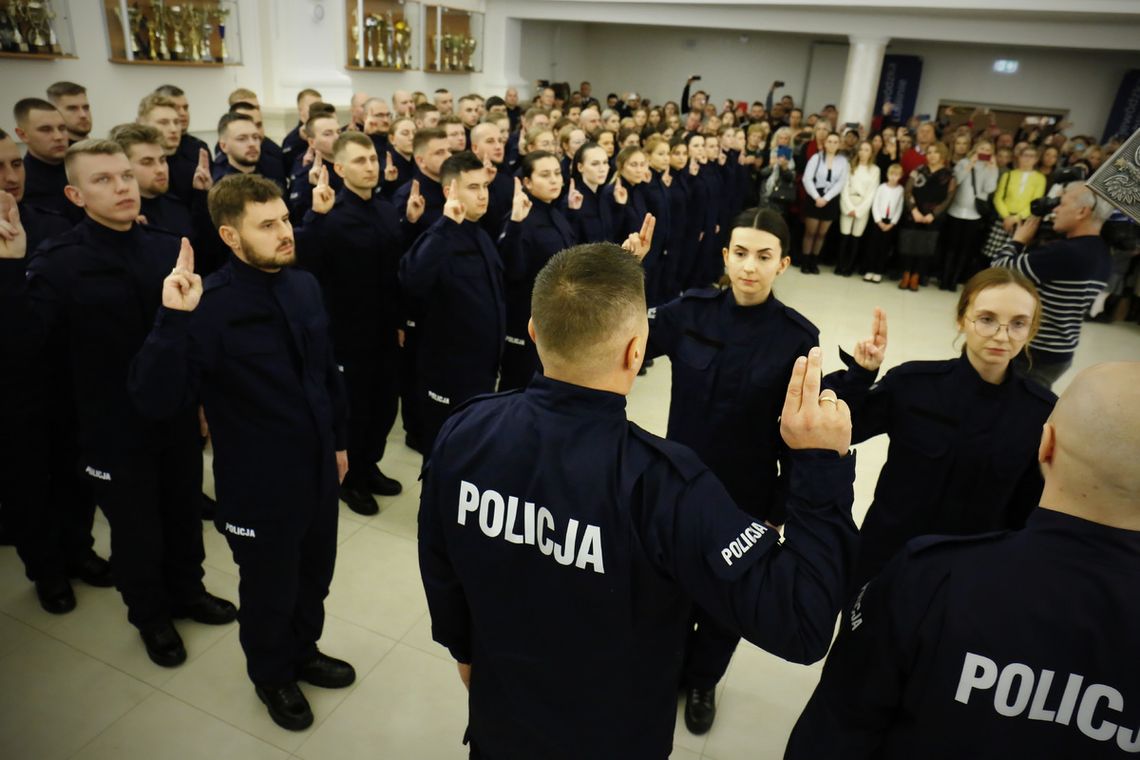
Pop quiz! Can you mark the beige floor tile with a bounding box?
[0,611,38,660]
[0,635,153,760]
[295,642,469,760]
[399,609,453,663]
[162,614,395,753]
[47,565,241,688]
[71,691,290,760]
[322,527,427,640]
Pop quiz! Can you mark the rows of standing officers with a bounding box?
[0,82,1136,758]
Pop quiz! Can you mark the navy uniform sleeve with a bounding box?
[847,364,899,445]
[0,245,69,350]
[496,219,527,284]
[312,283,349,450]
[822,347,880,408]
[784,543,950,759]
[128,306,211,419]
[399,216,460,298]
[646,450,859,665]
[293,209,328,276]
[417,421,472,663]
[645,297,685,360]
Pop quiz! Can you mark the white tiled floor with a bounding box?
[1,268,1138,760]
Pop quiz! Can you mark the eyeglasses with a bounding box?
[965,314,1031,340]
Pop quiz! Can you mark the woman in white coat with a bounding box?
[835,140,881,276]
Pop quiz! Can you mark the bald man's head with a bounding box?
[1040,362,1140,529]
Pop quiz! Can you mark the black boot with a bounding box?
[684,687,717,734]
[255,682,313,731]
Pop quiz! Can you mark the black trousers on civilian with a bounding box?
[939,216,986,290]
[0,412,93,582]
[222,492,337,686]
[340,349,399,490]
[87,440,206,630]
[681,605,739,690]
[862,223,896,273]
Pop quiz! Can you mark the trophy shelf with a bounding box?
[0,50,75,60]
[423,5,482,74]
[0,0,77,58]
[345,0,419,72]
[102,0,241,67]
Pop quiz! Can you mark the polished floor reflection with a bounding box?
[1,268,1137,759]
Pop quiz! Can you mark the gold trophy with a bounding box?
[463,35,476,71]
[363,13,378,66]
[113,3,141,57]
[22,0,48,50]
[168,4,186,59]
[439,33,451,71]
[5,0,29,53]
[210,2,229,62]
[153,0,171,59]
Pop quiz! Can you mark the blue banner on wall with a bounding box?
[1103,69,1140,143]
[874,55,923,122]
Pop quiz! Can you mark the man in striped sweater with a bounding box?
[989,181,1112,388]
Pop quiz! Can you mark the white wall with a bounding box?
[519,20,591,90]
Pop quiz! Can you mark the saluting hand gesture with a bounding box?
[384,152,399,183]
[162,237,203,312]
[0,191,27,260]
[191,148,213,191]
[510,177,532,222]
[852,307,888,372]
[308,153,324,189]
[567,179,584,210]
[443,179,466,224]
[780,347,851,456]
[406,179,426,223]
[312,164,335,215]
[613,176,628,205]
[621,213,656,261]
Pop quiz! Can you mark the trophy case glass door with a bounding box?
[0,0,78,60]
[345,0,420,72]
[424,5,482,74]
[102,0,242,66]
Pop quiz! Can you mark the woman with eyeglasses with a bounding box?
[842,267,1057,593]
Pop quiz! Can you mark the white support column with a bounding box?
[838,35,888,133]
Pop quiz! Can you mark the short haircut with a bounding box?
[440,114,463,127]
[229,101,259,114]
[63,139,124,182]
[227,87,258,105]
[138,93,178,119]
[46,81,86,101]
[218,112,254,137]
[434,88,450,95]
[523,107,548,127]
[333,131,373,160]
[518,150,558,179]
[413,127,446,155]
[459,94,478,105]
[154,84,185,98]
[305,111,339,136]
[531,243,646,366]
[296,88,322,103]
[109,122,162,153]
[440,150,484,186]
[1068,181,1113,223]
[415,102,439,115]
[13,97,57,125]
[484,96,506,110]
[207,173,283,229]
[308,101,336,118]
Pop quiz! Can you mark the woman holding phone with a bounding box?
[941,140,998,290]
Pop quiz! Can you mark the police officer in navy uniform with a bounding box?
[0,140,235,665]
[841,268,1057,593]
[152,85,213,206]
[128,173,355,732]
[399,151,506,453]
[786,361,1140,760]
[286,113,343,225]
[211,113,287,192]
[469,123,513,240]
[647,207,885,733]
[419,241,860,760]
[13,98,84,223]
[0,131,110,614]
[294,132,404,515]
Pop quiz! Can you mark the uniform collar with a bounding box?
[954,352,1014,397]
[81,216,140,246]
[338,187,377,207]
[725,288,778,318]
[525,374,627,418]
[228,253,285,286]
[1027,508,1140,556]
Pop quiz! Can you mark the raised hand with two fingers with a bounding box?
[406,179,426,223]
[851,307,888,372]
[780,347,852,456]
[0,191,27,260]
[162,237,203,312]
[510,177,532,222]
[442,179,466,224]
[312,164,335,215]
[192,148,214,191]
[567,179,584,211]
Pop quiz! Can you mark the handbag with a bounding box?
[767,170,796,206]
[898,226,939,258]
[975,168,1008,219]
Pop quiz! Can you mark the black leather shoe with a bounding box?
[256,682,313,731]
[140,622,187,668]
[684,687,717,735]
[68,553,114,588]
[340,485,379,516]
[173,592,238,625]
[366,468,403,496]
[298,652,356,689]
[35,578,76,615]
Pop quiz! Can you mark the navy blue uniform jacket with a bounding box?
[398,216,505,402]
[129,257,348,529]
[419,375,858,760]
[0,219,198,465]
[498,194,576,340]
[786,509,1140,759]
[847,356,1056,589]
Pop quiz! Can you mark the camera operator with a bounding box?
[988,181,1112,388]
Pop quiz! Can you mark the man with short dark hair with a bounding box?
[287,112,342,223]
[293,131,404,514]
[418,240,859,759]
[414,102,441,130]
[13,98,80,221]
[283,88,323,173]
[433,88,454,116]
[128,172,354,732]
[0,139,236,666]
[441,115,467,153]
[226,101,290,182]
[212,113,286,191]
[154,85,212,200]
[458,95,481,132]
[46,81,92,143]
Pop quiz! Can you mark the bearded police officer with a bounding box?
[785,362,1140,760]
[418,242,859,759]
[129,173,355,732]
